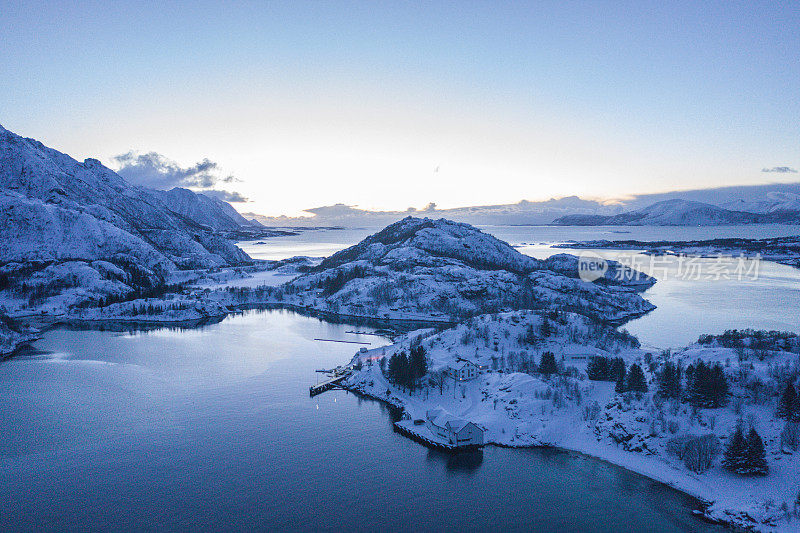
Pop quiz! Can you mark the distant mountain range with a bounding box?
[248,187,800,228]
[553,199,799,226]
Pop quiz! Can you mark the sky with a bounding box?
[1,0,798,216]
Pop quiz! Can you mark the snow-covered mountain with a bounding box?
[553,199,777,226]
[152,187,261,231]
[0,124,253,314]
[271,217,656,325]
[721,192,800,215]
[247,183,800,228]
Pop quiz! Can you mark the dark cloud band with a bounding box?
[112,151,247,202]
[202,189,249,203]
[762,166,797,173]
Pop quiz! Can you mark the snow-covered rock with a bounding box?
[722,191,800,215]
[68,297,229,323]
[0,124,250,268]
[553,235,800,269]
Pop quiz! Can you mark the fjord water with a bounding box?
[1,310,719,532]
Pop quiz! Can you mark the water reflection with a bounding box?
[427,448,484,474]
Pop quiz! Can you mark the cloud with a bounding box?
[762,166,798,173]
[113,151,231,190]
[201,189,249,203]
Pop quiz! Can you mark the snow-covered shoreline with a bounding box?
[339,376,727,523]
[338,312,800,532]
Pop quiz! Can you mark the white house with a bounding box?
[425,407,485,447]
[562,345,603,361]
[449,359,480,381]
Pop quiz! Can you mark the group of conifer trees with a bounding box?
[656,360,769,476]
[615,363,648,393]
[685,361,729,408]
[385,346,428,390]
[538,351,558,375]
[586,356,647,393]
[586,356,625,382]
[722,423,768,476]
[655,360,729,407]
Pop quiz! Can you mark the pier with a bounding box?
[313,338,371,345]
[309,370,352,396]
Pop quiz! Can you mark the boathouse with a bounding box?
[425,407,485,447]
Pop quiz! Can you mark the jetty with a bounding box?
[309,369,352,396]
[313,338,371,345]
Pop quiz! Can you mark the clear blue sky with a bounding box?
[1,0,797,215]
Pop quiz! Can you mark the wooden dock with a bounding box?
[309,371,352,397]
[313,338,371,345]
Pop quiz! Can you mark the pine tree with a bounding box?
[387,351,412,389]
[792,389,800,423]
[539,318,552,338]
[657,361,675,398]
[539,351,558,375]
[658,361,682,399]
[708,364,729,408]
[627,363,648,393]
[777,381,797,419]
[722,424,748,474]
[409,346,428,383]
[684,364,695,394]
[686,361,708,407]
[744,427,768,476]
[615,372,627,393]
[611,358,626,384]
[587,356,608,381]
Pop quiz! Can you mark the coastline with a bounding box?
[340,380,728,527]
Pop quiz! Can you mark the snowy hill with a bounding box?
[267,217,656,324]
[0,124,253,316]
[554,199,774,226]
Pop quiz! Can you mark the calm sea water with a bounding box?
[1,310,721,532]
[241,223,800,261]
